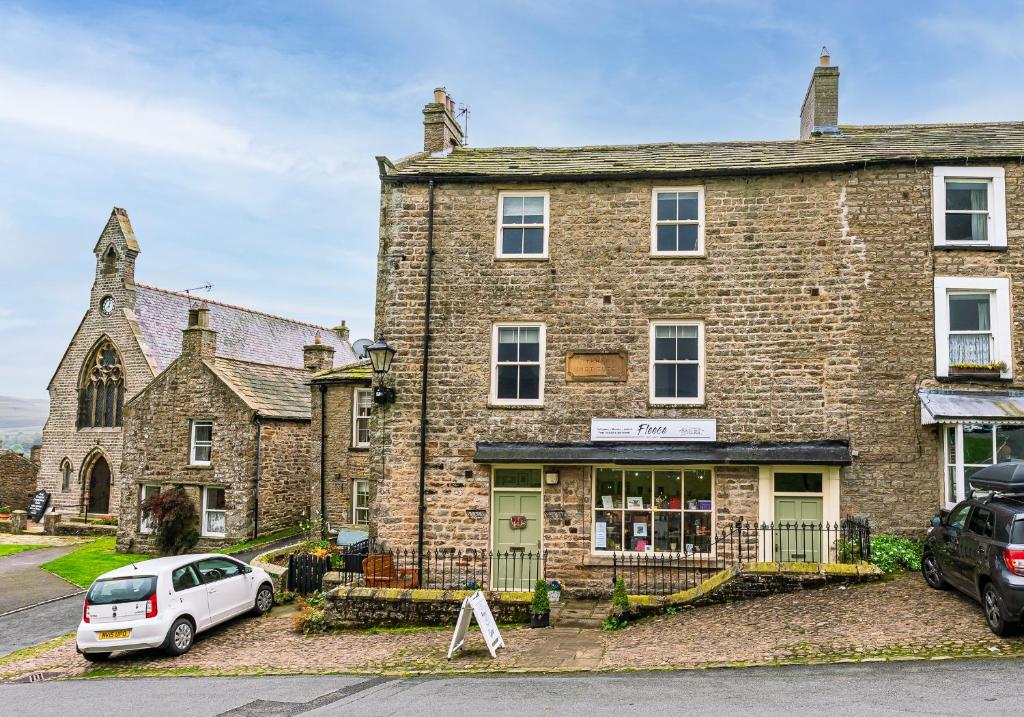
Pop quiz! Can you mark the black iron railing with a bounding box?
[287,553,332,594]
[612,517,871,595]
[325,542,546,592]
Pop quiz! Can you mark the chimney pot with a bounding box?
[820,46,830,66]
[434,87,447,104]
[333,320,350,342]
[423,86,464,153]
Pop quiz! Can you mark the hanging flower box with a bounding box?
[949,362,1007,379]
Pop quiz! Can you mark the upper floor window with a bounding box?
[352,388,372,448]
[652,187,704,256]
[491,323,545,405]
[650,321,705,404]
[190,420,213,465]
[932,167,1006,248]
[934,277,1012,378]
[77,340,124,429]
[497,192,548,259]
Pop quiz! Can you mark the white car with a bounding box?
[76,553,275,661]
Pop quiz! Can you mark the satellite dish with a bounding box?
[352,338,373,359]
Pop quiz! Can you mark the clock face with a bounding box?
[100,296,115,316]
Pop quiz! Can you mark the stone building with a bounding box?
[39,208,355,528]
[0,447,39,513]
[116,305,353,552]
[368,57,1024,591]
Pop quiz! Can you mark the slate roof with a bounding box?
[132,284,357,372]
[207,357,313,420]
[383,122,1024,182]
[310,358,373,384]
[919,389,1024,425]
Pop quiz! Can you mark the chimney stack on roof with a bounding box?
[423,87,464,154]
[30,444,41,465]
[182,303,217,359]
[333,319,350,342]
[800,48,840,139]
[304,332,336,373]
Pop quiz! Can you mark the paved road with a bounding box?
[0,545,80,614]
[0,594,83,657]
[0,659,1020,715]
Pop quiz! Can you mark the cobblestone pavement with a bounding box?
[3,573,1023,681]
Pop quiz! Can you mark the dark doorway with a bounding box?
[87,455,111,514]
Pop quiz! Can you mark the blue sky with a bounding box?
[1,0,1023,401]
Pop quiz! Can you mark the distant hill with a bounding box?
[0,395,48,430]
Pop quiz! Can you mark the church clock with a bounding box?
[99,296,115,316]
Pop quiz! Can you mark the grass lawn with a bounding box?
[0,544,47,558]
[41,537,150,588]
[215,525,303,555]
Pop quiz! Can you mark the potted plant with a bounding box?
[0,506,11,520]
[530,579,550,628]
[546,579,562,603]
[949,361,1007,379]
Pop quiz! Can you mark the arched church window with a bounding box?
[61,459,73,491]
[77,340,125,429]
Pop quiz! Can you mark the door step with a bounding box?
[550,599,607,629]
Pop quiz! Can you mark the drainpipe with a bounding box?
[253,415,262,540]
[417,179,436,583]
[320,383,328,535]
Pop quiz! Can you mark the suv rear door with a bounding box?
[959,505,997,600]
[936,503,972,590]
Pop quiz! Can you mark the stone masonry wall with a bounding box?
[0,450,38,512]
[39,212,154,517]
[257,418,312,535]
[372,162,1024,560]
[117,361,257,553]
[311,381,371,530]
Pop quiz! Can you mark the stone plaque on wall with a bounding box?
[565,352,627,382]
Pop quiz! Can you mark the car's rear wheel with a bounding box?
[164,617,195,656]
[253,584,274,615]
[922,553,947,590]
[82,651,110,663]
[983,583,1012,637]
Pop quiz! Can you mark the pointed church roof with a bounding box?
[93,207,139,253]
[132,284,357,373]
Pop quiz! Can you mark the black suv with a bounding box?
[923,495,1024,635]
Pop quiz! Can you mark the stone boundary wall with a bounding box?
[324,586,532,628]
[55,521,119,537]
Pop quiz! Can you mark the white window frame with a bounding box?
[649,320,705,405]
[189,420,213,466]
[495,191,549,260]
[490,322,546,406]
[590,466,715,557]
[932,167,1006,248]
[651,186,705,257]
[352,388,372,448]
[933,277,1012,378]
[201,486,226,538]
[139,484,160,534]
[352,479,369,525]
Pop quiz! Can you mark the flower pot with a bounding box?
[949,366,1003,379]
[548,590,561,604]
[530,611,550,628]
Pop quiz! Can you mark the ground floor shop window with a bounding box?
[353,480,369,525]
[944,423,1024,505]
[202,486,226,537]
[139,484,160,533]
[593,467,713,554]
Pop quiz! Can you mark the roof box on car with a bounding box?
[969,461,1024,494]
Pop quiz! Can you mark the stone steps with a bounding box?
[550,598,607,629]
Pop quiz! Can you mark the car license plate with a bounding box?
[97,629,131,640]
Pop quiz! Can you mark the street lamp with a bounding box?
[367,333,396,404]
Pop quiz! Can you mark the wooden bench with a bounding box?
[362,554,419,588]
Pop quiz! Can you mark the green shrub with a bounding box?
[602,615,626,631]
[611,577,630,616]
[306,590,326,608]
[274,590,297,605]
[870,535,923,573]
[531,579,549,614]
[142,487,199,555]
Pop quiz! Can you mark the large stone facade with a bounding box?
[366,63,1024,592]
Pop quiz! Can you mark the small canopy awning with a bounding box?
[474,439,851,466]
[919,389,1024,425]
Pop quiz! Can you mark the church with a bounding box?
[38,207,357,537]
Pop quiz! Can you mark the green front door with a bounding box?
[493,491,542,591]
[774,496,823,562]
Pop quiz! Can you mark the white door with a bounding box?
[196,557,251,622]
[170,563,213,629]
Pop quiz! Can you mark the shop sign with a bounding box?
[591,418,717,442]
[509,515,528,530]
[566,352,627,382]
[448,591,505,659]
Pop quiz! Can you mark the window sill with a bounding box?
[647,401,706,408]
[649,252,707,259]
[76,427,121,433]
[349,446,370,452]
[934,244,1007,252]
[184,464,213,470]
[936,374,1013,384]
[494,255,549,262]
[488,402,545,410]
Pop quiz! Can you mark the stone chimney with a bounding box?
[30,444,41,465]
[423,87,464,153]
[304,333,336,373]
[332,320,350,342]
[799,48,840,139]
[181,303,217,360]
